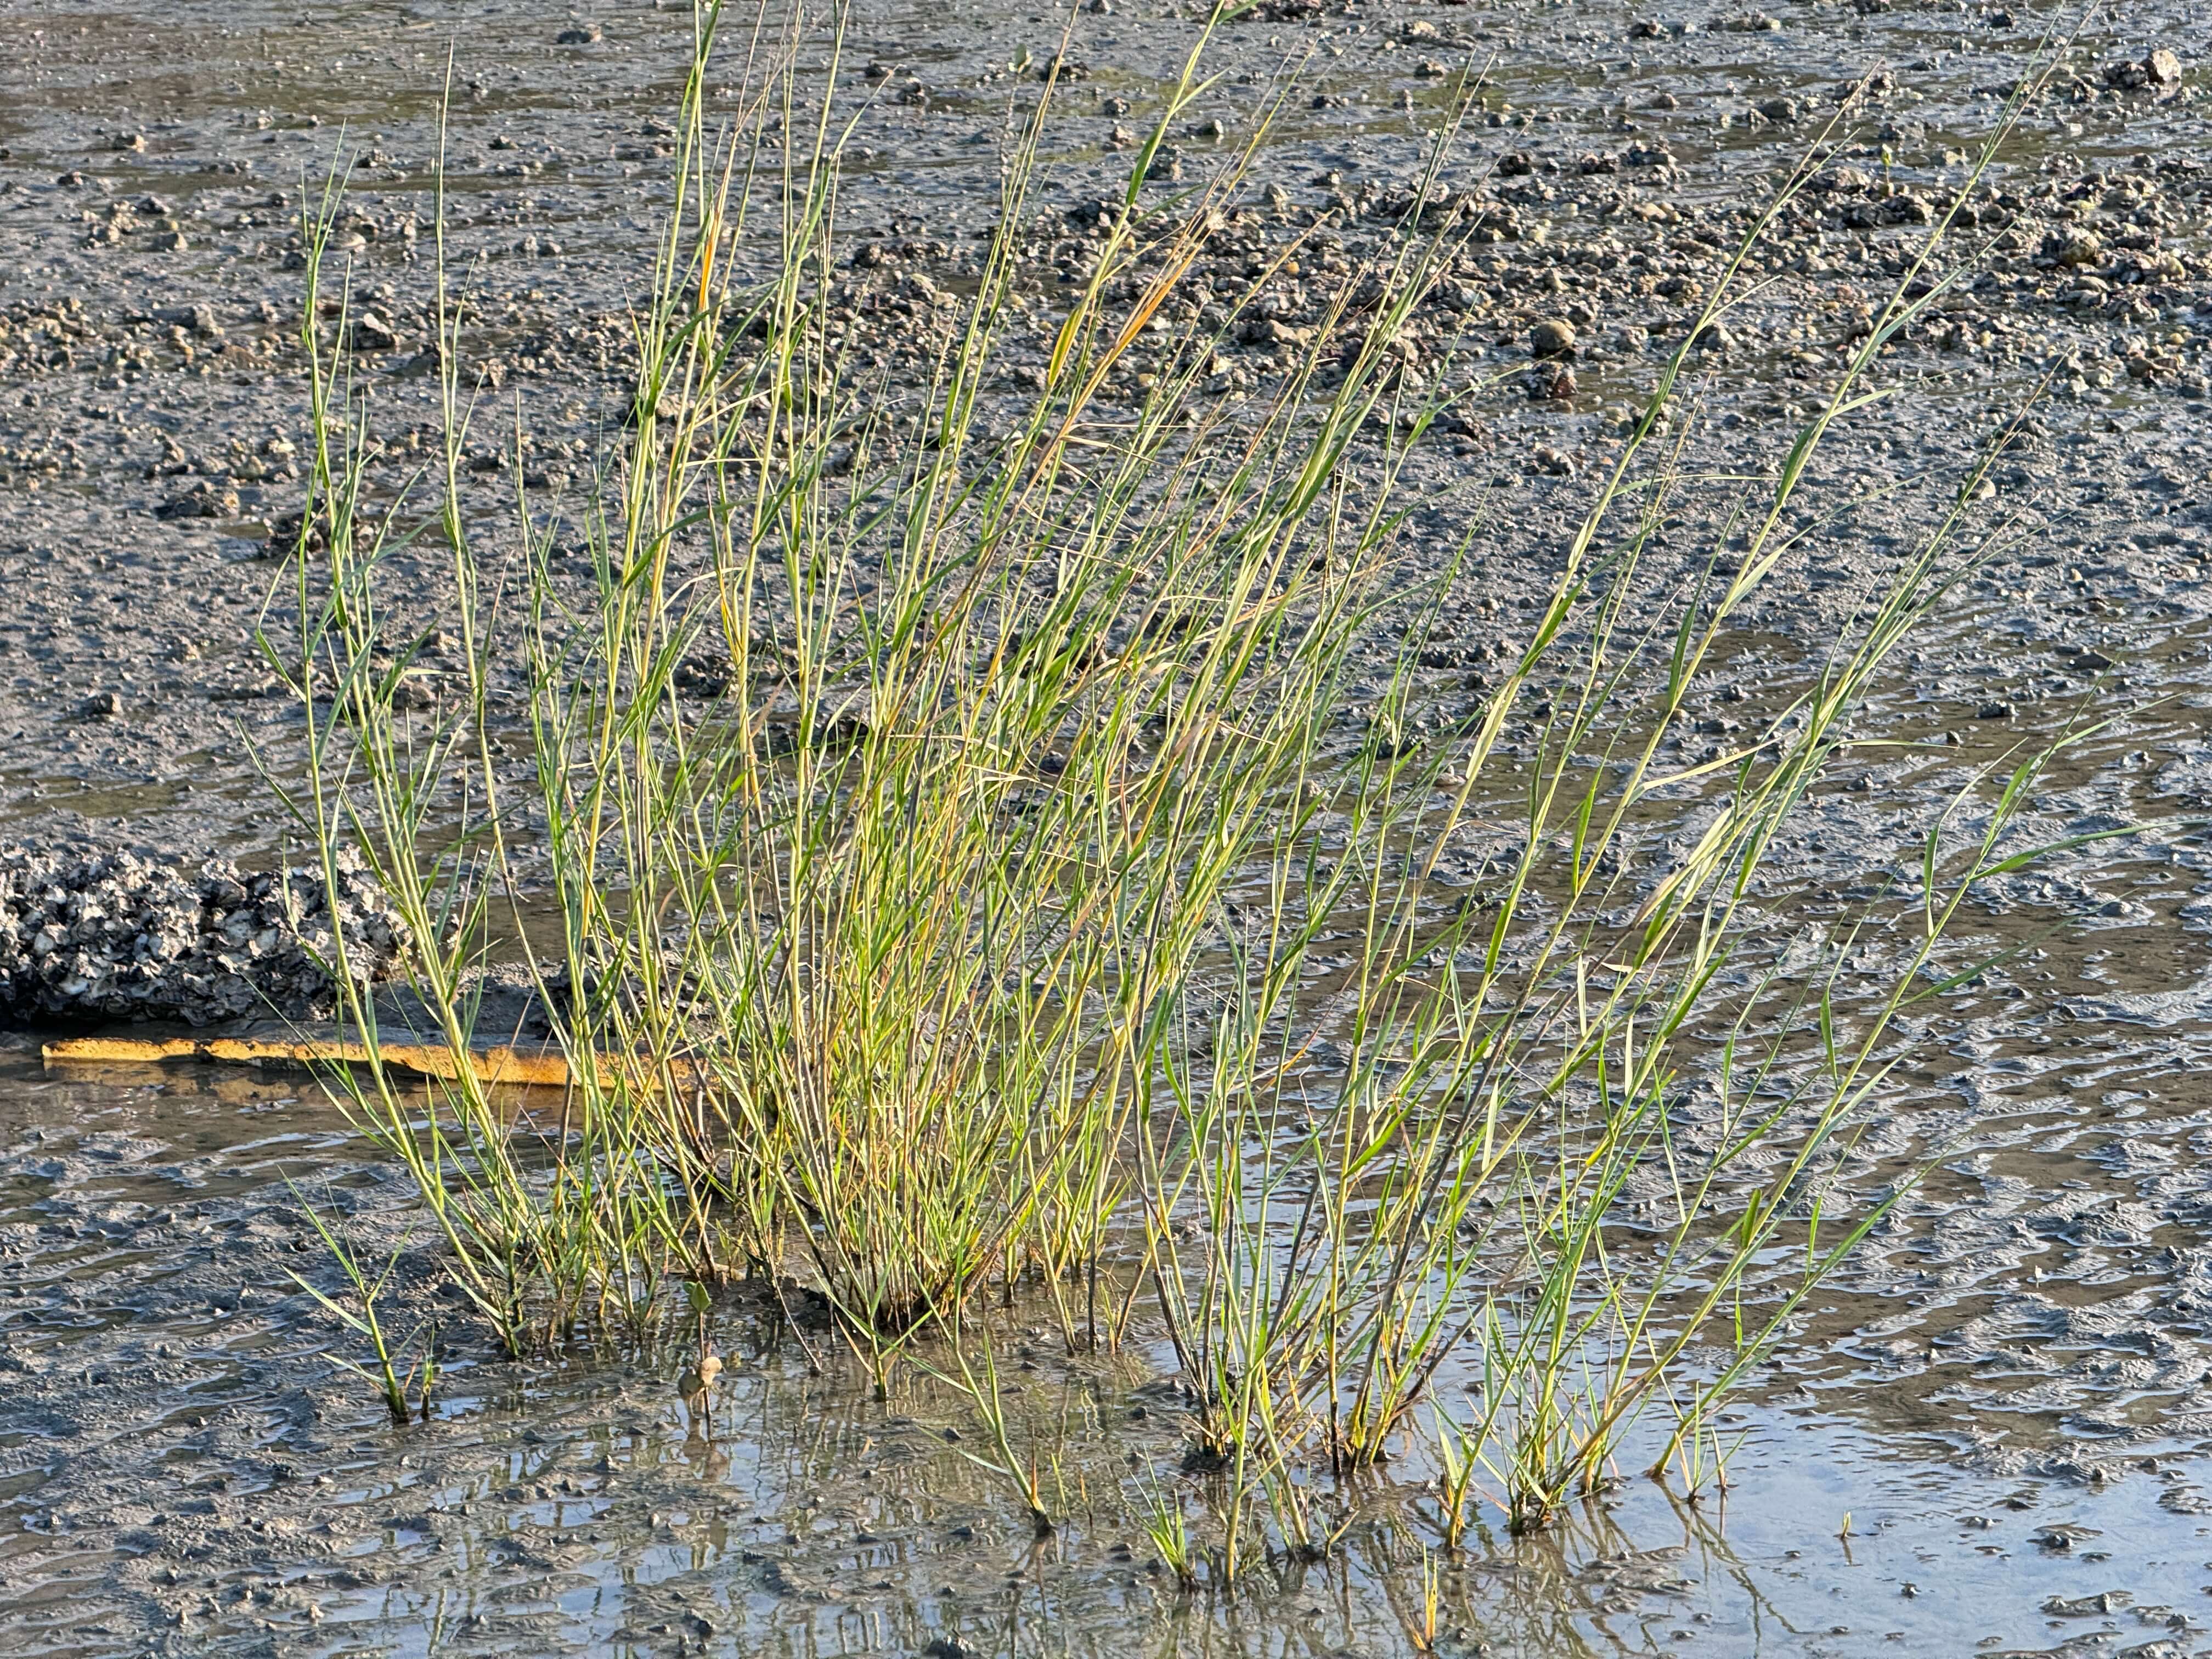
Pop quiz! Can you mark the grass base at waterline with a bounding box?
[266,0,2107,1564]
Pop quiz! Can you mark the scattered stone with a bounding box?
[2106,49,2183,91]
[350,311,401,352]
[1810,166,1873,194]
[2039,1590,2129,1617]
[556,22,604,45]
[154,480,240,521]
[1530,318,1578,358]
[1527,364,1576,400]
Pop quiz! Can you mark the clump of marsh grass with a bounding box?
[931,1329,1057,1537]
[269,0,2097,1568]
[1137,1470,1200,1588]
[276,0,1487,1374]
[285,1182,435,1424]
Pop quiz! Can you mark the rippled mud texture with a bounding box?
[5,1,2212,1655]
[10,1047,2212,1659]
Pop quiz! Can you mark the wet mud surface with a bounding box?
[4,0,2212,1654]
[1,0,2208,860]
[13,1044,2212,1658]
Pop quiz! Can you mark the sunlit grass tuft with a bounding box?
[269,0,2094,1565]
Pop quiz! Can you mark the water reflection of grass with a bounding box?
[269,0,2092,1589]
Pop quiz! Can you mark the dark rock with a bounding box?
[350,312,401,352]
[2107,50,2183,91]
[155,481,240,521]
[1810,166,1874,194]
[1530,318,1578,358]
[1,844,409,1025]
[1527,365,1576,400]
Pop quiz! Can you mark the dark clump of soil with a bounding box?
[0,840,405,1025]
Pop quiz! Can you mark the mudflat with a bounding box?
[4,3,2212,1656]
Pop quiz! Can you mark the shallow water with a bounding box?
[13,1040,2212,1659]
